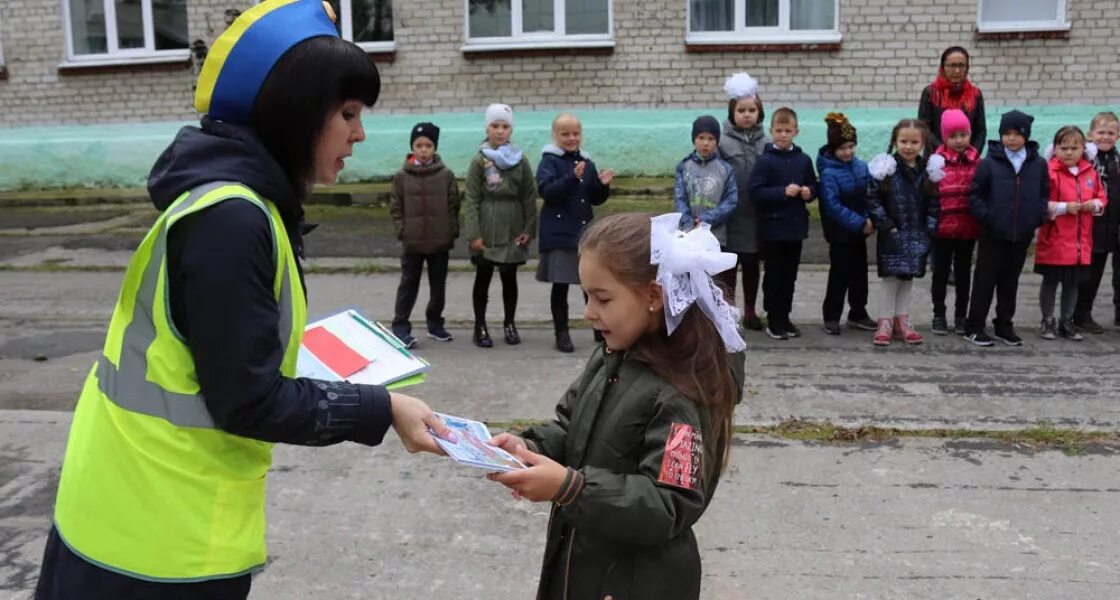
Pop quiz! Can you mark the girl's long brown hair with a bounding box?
[579,213,737,473]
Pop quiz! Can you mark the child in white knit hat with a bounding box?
[463,103,540,348]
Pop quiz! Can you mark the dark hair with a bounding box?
[771,106,797,127]
[252,36,381,198]
[940,46,970,67]
[727,94,765,128]
[887,118,931,155]
[1053,125,1086,148]
[579,213,736,474]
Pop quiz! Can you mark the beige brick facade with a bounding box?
[0,0,1117,127]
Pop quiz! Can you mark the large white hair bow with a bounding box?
[724,72,759,100]
[650,213,747,352]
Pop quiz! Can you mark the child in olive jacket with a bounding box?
[487,213,746,600]
[389,122,460,346]
[463,103,539,348]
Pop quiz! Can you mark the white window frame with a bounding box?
[337,0,395,52]
[462,0,614,52]
[60,0,189,68]
[976,0,1069,33]
[686,0,841,45]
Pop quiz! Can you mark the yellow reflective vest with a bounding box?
[53,182,307,581]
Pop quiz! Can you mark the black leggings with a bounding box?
[474,261,519,324]
[550,283,589,332]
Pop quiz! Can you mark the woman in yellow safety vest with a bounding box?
[34,2,452,598]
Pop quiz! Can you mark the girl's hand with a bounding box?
[862,219,874,235]
[487,448,569,502]
[470,238,487,252]
[515,233,532,247]
[799,186,812,201]
[488,432,528,455]
[1068,202,1082,215]
[785,183,800,198]
[599,169,615,186]
[574,161,587,180]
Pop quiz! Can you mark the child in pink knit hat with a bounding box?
[929,108,982,336]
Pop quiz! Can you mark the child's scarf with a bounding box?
[480,142,523,169]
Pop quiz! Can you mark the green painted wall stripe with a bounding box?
[0,105,1113,191]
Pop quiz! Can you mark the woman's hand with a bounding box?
[470,238,487,252]
[1068,202,1082,215]
[390,393,455,455]
[487,448,570,502]
[799,186,812,201]
[862,219,874,235]
[514,233,532,247]
[785,183,800,198]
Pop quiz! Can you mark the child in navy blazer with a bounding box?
[748,107,818,340]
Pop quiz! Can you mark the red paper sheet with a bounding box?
[302,326,370,378]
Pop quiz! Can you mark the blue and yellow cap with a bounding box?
[194,0,339,124]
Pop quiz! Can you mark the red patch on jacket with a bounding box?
[658,423,703,490]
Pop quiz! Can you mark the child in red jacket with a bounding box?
[930,109,982,335]
[1036,126,1108,340]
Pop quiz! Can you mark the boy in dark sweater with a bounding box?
[748,107,818,340]
[389,122,461,347]
[963,110,1049,346]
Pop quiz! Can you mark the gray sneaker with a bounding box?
[1039,317,1057,340]
[930,315,949,336]
[1058,318,1083,341]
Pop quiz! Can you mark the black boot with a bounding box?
[503,322,521,345]
[555,329,574,353]
[473,323,493,348]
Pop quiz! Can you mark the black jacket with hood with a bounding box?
[147,117,393,447]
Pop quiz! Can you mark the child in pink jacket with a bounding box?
[1035,126,1108,340]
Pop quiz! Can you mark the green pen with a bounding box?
[349,312,412,359]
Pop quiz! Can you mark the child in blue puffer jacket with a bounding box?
[817,113,876,336]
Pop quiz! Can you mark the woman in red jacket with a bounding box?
[1036,126,1108,340]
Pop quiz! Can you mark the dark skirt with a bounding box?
[1033,263,1091,283]
[471,254,525,267]
[535,248,581,284]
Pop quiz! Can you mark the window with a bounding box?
[326,0,394,51]
[62,0,188,66]
[977,0,1068,33]
[687,0,840,45]
[464,0,613,51]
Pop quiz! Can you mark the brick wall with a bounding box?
[1,0,1117,127]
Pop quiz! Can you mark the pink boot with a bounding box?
[893,315,923,345]
[873,318,892,346]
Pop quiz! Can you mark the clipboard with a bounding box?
[296,307,429,389]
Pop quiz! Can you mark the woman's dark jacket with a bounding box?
[146,117,392,447]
